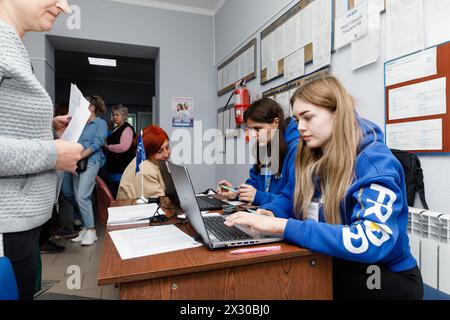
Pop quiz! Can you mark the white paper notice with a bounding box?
[312,0,332,36]
[386,0,425,61]
[386,119,443,150]
[283,15,299,57]
[276,91,291,117]
[61,86,91,143]
[68,83,83,116]
[272,27,284,63]
[313,30,332,70]
[335,0,348,18]
[109,225,203,260]
[262,33,274,70]
[389,77,447,120]
[284,48,305,82]
[334,0,368,50]
[425,0,450,47]
[385,47,437,86]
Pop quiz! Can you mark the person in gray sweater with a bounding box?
[0,0,83,300]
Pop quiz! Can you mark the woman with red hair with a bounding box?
[116,125,171,200]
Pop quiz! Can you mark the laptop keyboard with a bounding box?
[204,216,253,242]
[197,196,229,211]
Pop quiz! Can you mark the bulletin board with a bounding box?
[260,0,333,85]
[262,66,331,117]
[217,38,257,97]
[384,41,450,154]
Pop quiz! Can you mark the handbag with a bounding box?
[0,235,19,300]
[76,158,88,173]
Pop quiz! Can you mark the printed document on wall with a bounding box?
[313,30,331,70]
[386,119,442,151]
[334,0,368,50]
[425,0,450,47]
[283,14,299,57]
[388,77,447,120]
[276,91,291,118]
[298,3,313,47]
[284,48,305,82]
[385,47,437,86]
[386,0,425,61]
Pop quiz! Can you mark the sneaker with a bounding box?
[71,228,88,242]
[81,229,98,246]
[40,241,65,254]
[50,228,79,240]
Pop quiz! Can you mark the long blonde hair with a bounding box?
[292,76,361,225]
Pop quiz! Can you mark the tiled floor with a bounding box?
[36,225,120,300]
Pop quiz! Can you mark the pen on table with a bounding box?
[230,245,281,254]
[219,185,239,193]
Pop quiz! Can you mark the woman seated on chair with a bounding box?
[116,125,171,201]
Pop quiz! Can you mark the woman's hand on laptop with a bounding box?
[217,180,239,199]
[224,211,287,234]
[256,209,275,217]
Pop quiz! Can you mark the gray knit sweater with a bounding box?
[0,20,58,233]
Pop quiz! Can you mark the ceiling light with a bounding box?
[88,57,117,67]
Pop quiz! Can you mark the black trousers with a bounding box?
[3,226,41,300]
[333,258,424,300]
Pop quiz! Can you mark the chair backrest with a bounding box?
[95,176,115,226]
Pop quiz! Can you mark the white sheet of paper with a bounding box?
[107,203,161,225]
[425,0,450,47]
[313,30,332,70]
[351,29,380,70]
[385,47,437,86]
[299,3,313,47]
[217,68,223,91]
[334,0,368,50]
[246,47,255,75]
[386,0,425,61]
[109,225,203,260]
[389,77,447,120]
[312,0,332,36]
[275,91,291,117]
[283,14,299,57]
[272,27,284,63]
[335,0,349,18]
[284,48,305,82]
[266,61,278,81]
[262,33,274,70]
[68,83,84,116]
[386,119,443,150]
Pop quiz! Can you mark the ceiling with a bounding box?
[104,0,226,15]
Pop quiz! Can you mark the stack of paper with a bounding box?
[107,203,165,226]
[109,225,203,260]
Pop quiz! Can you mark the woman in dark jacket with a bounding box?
[103,104,136,197]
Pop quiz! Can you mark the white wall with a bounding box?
[24,0,216,192]
[214,0,450,214]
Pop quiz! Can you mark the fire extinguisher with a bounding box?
[234,79,250,125]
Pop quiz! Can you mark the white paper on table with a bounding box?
[284,48,305,82]
[334,0,368,50]
[386,119,443,151]
[386,0,425,61]
[275,91,291,117]
[107,203,162,225]
[424,0,450,47]
[385,47,437,86]
[283,14,299,58]
[109,225,203,260]
[299,3,313,47]
[388,77,447,120]
[313,30,332,70]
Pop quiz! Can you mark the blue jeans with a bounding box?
[61,161,101,229]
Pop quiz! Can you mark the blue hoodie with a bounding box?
[245,117,299,206]
[262,118,417,272]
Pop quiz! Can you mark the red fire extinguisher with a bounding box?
[234,79,250,125]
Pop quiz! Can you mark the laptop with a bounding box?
[166,161,283,249]
[158,160,231,211]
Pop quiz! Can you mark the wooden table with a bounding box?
[97,200,333,300]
